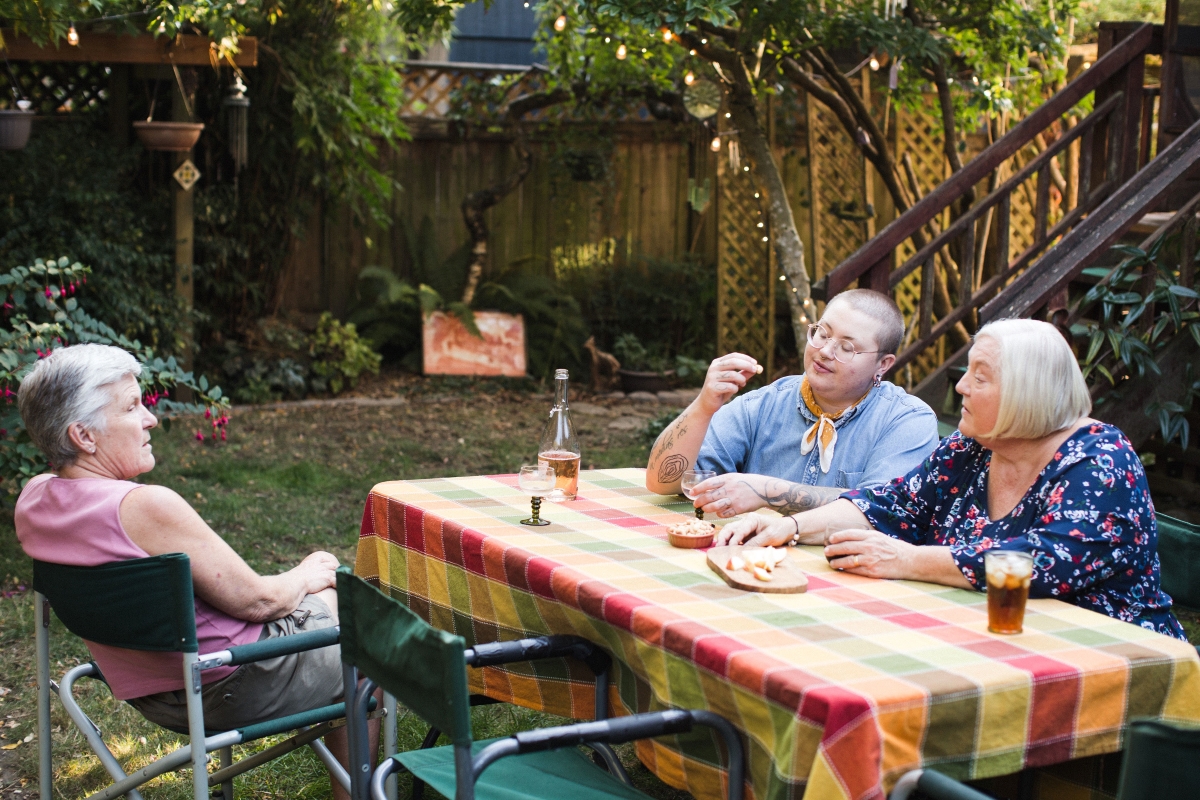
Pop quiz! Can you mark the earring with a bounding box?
[873,373,882,388]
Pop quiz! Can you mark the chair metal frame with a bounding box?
[336,569,745,800]
[345,633,615,800]
[33,554,372,800]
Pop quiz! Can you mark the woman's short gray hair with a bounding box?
[17,344,142,466]
[975,318,1091,439]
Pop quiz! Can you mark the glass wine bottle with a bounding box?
[538,369,580,501]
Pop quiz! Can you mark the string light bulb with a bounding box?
[554,15,567,31]
[684,71,695,85]
[662,27,673,43]
[869,57,880,71]
[616,43,627,60]
[710,136,722,152]
[67,23,80,46]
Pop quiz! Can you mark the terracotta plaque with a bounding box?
[422,311,527,377]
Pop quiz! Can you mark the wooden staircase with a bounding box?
[815,22,1200,505]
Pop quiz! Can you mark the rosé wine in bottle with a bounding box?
[538,450,581,500]
[538,369,580,501]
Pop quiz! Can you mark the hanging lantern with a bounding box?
[223,76,250,172]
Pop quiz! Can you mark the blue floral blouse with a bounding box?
[842,423,1185,639]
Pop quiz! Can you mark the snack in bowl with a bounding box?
[666,519,716,548]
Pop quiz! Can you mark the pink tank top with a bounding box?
[16,475,264,700]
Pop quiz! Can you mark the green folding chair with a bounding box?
[1158,514,1200,609]
[888,717,1200,800]
[335,567,746,800]
[33,553,356,800]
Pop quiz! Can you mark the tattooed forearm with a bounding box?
[648,410,690,466]
[658,454,688,483]
[741,479,843,515]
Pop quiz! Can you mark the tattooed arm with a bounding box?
[745,478,844,514]
[645,352,762,494]
[690,475,845,517]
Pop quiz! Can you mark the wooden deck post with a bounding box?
[173,70,196,400]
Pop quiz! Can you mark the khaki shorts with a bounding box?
[129,595,342,733]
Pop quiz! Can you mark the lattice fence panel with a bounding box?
[807,88,869,278]
[890,106,950,386]
[717,141,774,369]
[4,61,109,114]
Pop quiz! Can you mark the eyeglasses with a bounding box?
[806,324,880,364]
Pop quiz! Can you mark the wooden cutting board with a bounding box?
[706,545,808,594]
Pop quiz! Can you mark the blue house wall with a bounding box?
[448,0,539,65]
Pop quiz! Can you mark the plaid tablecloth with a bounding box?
[355,469,1200,800]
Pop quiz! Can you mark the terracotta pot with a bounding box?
[0,110,35,151]
[619,369,674,394]
[132,121,204,152]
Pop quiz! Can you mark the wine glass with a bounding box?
[680,469,715,519]
[518,465,555,526]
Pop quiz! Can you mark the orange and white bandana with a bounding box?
[799,377,870,473]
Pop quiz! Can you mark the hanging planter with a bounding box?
[0,108,35,151]
[132,121,205,152]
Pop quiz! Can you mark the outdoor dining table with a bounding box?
[354,468,1200,800]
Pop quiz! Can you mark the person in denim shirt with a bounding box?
[646,289,940,517]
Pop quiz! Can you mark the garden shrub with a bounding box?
[0,121,182,350]
[561,255,717,363]
[309,313,382,395]
[0,258,229,493]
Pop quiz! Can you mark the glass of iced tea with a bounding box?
[985,550,1034,634]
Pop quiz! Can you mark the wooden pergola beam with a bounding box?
[0,32,257,67]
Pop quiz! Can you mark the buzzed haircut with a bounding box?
[825,289,906,355]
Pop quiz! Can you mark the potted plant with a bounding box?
[0,100,35,151]
[613,334,674,393]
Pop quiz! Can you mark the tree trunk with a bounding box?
[460,88,570,306]
[725,64,814,349]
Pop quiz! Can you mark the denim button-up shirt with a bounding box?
[696,375,941,490]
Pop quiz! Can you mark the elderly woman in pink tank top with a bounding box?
[15,344,373,800]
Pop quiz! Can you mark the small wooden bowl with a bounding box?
[667,523,715,549]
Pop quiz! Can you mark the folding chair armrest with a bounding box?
[888,769,994,800]
[465,634,611,677]
[222,627,340,667]
[472,709,693,781]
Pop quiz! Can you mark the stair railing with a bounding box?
[816,23,1155,381]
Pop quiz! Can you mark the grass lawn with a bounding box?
[0,376,687,800]
[0,373,1197,800]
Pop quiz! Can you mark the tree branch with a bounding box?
[460,86,571,305]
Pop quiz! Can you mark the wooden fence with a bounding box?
[277,63,1032,381]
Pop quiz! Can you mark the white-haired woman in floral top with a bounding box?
[718,319,1184,639]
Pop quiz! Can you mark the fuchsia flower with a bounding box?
[204,408,212,420]
[195,431,205,442]
[44,287,51,298]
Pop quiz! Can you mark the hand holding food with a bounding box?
[697,353,763,415]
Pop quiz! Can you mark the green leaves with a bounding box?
[0,257,230,491]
